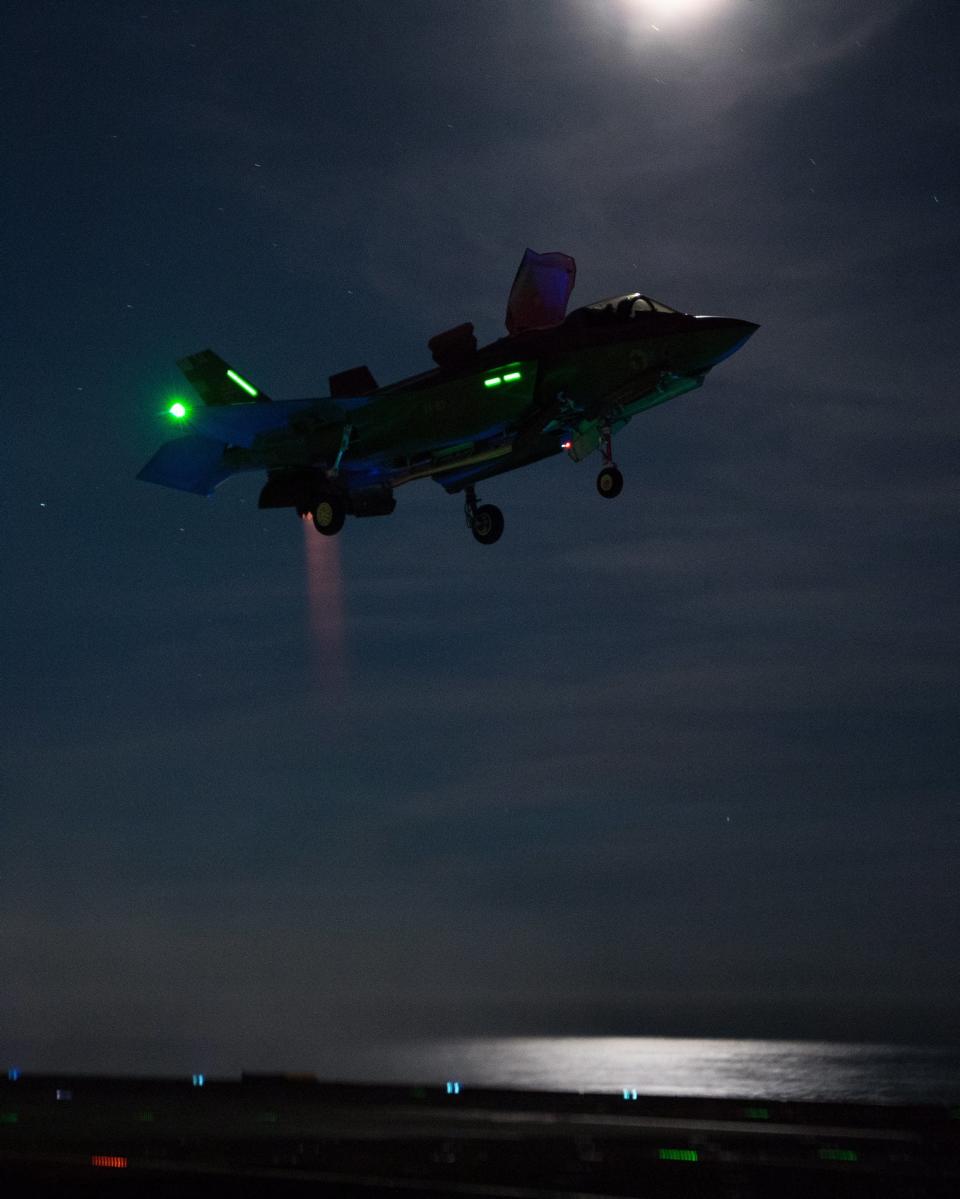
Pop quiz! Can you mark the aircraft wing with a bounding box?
[505,248,576,335]
[184,399,316,448]
[136,434,233,496]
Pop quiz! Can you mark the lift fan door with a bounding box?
[505,248,576,335]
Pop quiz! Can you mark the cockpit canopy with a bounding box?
[565,292,680,324]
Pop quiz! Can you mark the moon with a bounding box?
[626,0,731,28]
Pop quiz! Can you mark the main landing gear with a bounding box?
[596,423,623,499]
[464,485,504,545]
[311,493,346,536]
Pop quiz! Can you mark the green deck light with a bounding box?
[818,1148,858,1162]
[168,401,188,419]
[484,376,503,388]
[659,1149,698,1162]
[226,369,258,397]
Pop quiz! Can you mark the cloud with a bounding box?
[2,0,956,1068]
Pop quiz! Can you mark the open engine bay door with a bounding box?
[505,248,576,335]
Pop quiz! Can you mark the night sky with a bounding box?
[2,1,958,1075]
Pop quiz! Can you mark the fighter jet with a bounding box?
[138,250,757,544]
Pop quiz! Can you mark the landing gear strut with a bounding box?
[464,485,504,545]
[596,423,623,498]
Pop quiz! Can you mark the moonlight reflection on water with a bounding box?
[317,1038,960,1105]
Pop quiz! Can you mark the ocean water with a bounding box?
[319,1038,960,1106]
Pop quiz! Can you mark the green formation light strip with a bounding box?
[659,1148,698,1162]
[226,368,258,397]
[484,370,523,389]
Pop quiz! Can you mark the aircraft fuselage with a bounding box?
[138,263,757,544]
[246,304,756,506]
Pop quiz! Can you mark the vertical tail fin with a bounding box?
[177,349,272,405]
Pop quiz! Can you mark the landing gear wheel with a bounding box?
[312,495,346,535]
[471,504,504,545]
[597,466,624,498]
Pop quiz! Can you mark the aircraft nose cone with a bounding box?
[690,315,759,367]
[724,318,759,356]
[716,317,760,343]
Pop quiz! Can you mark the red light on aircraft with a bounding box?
[91,1155,128,1169]
[561,440,573,450]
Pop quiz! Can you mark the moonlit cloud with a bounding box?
[1,0,957,1068]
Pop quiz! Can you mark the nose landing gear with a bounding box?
[596,423,624,498]
[464,485,504,545]
[597,465,623,498]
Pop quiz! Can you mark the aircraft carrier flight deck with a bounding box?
[1,1070,957,1196]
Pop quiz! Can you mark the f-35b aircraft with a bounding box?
[138,250,757,544]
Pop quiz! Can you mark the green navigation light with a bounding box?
[818,1148,858,1163]
[484,377,503,388]
[226,369,258,397]
[168,401,188,419]
[502,370,522,382]
[659,1149,697,1162]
